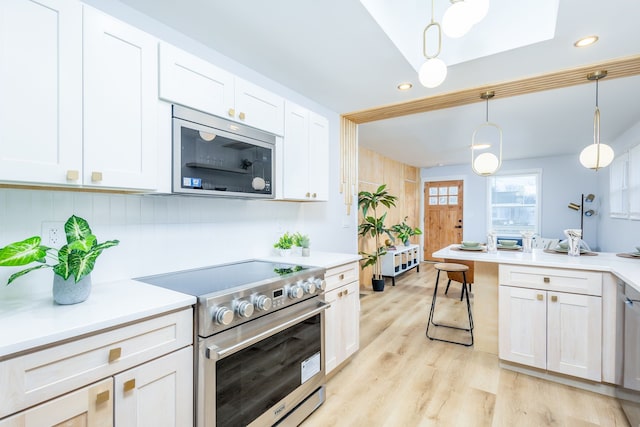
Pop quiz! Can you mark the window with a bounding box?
[488,172,540,237]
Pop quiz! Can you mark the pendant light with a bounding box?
[579,70,614,171]
[442,0,473,38]
[418,0,447,88]
[471,91,502,176]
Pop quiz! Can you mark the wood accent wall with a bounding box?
[358,147,420,288]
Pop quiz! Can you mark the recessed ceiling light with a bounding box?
[574,35,599,48]
[397,82,413,91]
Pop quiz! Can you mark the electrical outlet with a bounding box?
[41,222,65,247]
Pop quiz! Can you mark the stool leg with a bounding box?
[426,270,441,340]
[426,269,473,346]
[445,279,451,295]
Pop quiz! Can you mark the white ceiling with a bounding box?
[114,0,640,168]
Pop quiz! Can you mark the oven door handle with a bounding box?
[206,300,330,360]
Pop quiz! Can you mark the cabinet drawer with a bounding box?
[0,308,192,418]
[325,262,358,292]
[499,265,602,296]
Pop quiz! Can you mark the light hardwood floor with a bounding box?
[302,262,630,427]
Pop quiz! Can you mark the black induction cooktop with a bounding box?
[135,260,311,297]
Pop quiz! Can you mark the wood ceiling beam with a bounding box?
[342,55,640,124]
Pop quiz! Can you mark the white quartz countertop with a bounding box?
[433,245,640,292]
[259,251,361,269]
[0,279,195,359]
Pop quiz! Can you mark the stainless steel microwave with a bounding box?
[172,105,275,198]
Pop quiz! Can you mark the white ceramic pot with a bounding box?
[53,274,92,305]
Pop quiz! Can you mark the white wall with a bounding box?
[597,121,640,252]
[0,1,358,299]
[421,153,601,249]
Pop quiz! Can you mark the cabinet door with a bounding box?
[235,78,284,135]
[114,346,193,427]
[0,378,112,427]
[158,43,234,120]
[308,112,329,201]
[324,287,340,374]
[547,292,602,381]
[0,0,82,185]
[83,6,158,190]
[342,280,360,360]
[498,285,546,369]
[282,102,310,199]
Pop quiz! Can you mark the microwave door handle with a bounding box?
[207,300,330,361]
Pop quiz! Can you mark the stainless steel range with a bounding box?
[137,260,327,427]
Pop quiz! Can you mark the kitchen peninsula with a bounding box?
[433,245,640,389]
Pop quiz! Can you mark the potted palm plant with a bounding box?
[358,184,397,291]
[391,216,423,246]
[0,215,119,304]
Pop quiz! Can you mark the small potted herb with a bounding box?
[273,232,294,256]
[0,215,119,304]
[293,233,311,257]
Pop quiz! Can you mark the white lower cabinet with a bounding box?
[498,265,602,381]
[115,346,193,427]
[0,309,193,426]
[324,262,360,374]
[0,378,113,427]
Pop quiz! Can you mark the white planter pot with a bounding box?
[53,274,92,305]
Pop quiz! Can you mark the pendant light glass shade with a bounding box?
[579,71,614,171]
[442,1,473,38]
[467,0,489,24]
[471,91,502,176]
[419,58,448,88]
[419,0,447,88]
[579,142,614,169]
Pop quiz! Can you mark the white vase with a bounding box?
[53,274,92,305]
[302,247,311,257]
[279,248,291,257]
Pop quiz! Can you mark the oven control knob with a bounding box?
[288,285,303,299]
[313,278,326,291]
[213,307,234,325]
[254,295,272,311]
[302,281,316,294]
[236,300,254,318]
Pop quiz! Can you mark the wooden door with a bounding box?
[423,180,464,260]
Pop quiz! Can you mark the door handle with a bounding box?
[454,225,462,229]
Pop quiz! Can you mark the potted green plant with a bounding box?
[293,233,311,257]
[273,232,294,256]
[391,216,423,246]
[358,184,398,292]
[0,215,119,304]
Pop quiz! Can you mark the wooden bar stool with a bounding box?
[426,262,474,346]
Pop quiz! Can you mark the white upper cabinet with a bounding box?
[281,101,329,201]
[83,7,158,190]
[159,43,234,121]
[159,43,284,135]
[0,0,82,185]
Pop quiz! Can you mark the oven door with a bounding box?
[198,298,328,427]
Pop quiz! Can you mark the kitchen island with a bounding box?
[433,244,640,389]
